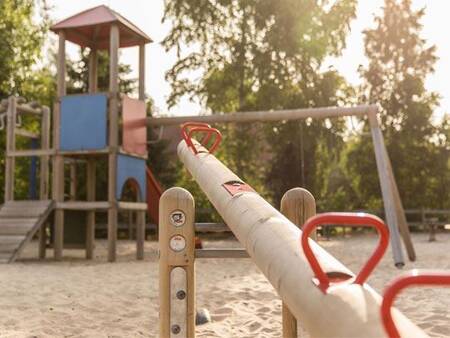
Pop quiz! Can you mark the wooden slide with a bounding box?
[0,200,54,263]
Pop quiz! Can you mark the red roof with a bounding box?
[51,5,152,49]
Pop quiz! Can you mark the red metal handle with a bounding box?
[301,212,389,292]
[180,122,212,151]
[381,270,450,338]
[188,127,222,154]
[180,122,222,154]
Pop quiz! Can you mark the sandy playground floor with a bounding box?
[0,233,449,337]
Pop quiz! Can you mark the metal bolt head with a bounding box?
[171,324,181,334]
[176,290,186,300]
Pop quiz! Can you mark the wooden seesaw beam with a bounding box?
[173,139,425,338]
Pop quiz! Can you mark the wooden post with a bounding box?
[69,162,77,200]
[53,31,66,261]
[128,210,134,239]
[159,187,195,338]
[368,111,415,262]
[136,210,146,260]
[385,150,416,261]
[280,188,316,338]
[5,96,16,202]
[138,44,145,101]
[85,46,98,260]
[88,47,98,93]
[368,110,405,266]
[86,159,96,259]
[107,24,120,262]
[38,106,51,259]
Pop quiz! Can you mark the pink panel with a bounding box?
[122,96,147,156]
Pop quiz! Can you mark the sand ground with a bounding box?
[0,233,449,337]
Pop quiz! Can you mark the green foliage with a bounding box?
[348,0,449,210]
[0,0,50,201]
[67,49,136,94]
[164,0,358,213]
[0,0,49,98]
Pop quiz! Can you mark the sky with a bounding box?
[47,0,449,121]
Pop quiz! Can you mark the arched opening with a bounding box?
[120,177,143,202]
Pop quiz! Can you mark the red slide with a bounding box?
[146,166,163,225]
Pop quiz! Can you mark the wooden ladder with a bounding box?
[0,200,54,263]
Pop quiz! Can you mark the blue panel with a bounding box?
[60,94,107,151]
[117,154,146,201]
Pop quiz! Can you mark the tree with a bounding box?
[163,0,358,208]
[0,0,49,98]
[0,0,50,201]
[348,0,449,210]
[67,49,136,94]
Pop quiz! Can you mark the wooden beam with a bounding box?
[58,148,108,156]
[108,24,120,262]
[280,188,316,338]
[86,159,96,259]
[148,105,378,126]
[119,147,148,160]
[38,106,51,259]
[194,222,229,233]
[368,111,406,267]
[86,53,97,259]
[382,131,416,261]
[69,162,77,201]
[5,96,16,202]
[56,201,110,210]
[53,30,67,261]
[195,248,249,259]
[15,129,39,139]
[136,210,146,260]
[8,149,55,157]
[139,44,145,100]
[16,105,42,115]
[88,47,98,93]
[118,202,148,211]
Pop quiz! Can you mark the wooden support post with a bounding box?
[38,106,51,259]
[280,188,316,338]
[107,24,120,262]
[138,44,146,101]
[85,44,98,260]
[53,31,66,261]
[128,210,134,239]
[384,145,416,261]
[159,187,195,338]
[88,47,98,93]
[136,210,146,260]
[5,96,16,202]
[69,162,77,200]
[368,111,405,266]
[86,159,96,259]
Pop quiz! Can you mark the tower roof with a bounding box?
[51,5,152,49]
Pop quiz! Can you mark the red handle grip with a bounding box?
[381,270,450,338]
[301,212,389,292]
[180,122,222,154]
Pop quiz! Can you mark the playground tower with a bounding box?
[50,5,152,262]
